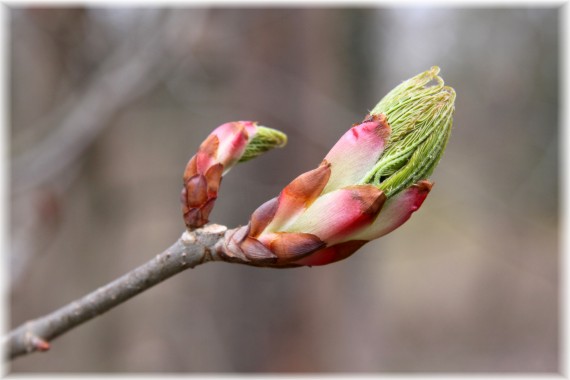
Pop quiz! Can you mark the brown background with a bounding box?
[9,7,559,373]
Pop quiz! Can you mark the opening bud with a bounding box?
[223,67,456,267]
[364,66,456,197]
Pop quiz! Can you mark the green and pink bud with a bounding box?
[181,121,287,229]
[223,67,455,267]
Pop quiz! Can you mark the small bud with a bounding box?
[225,67,456,267]
[182,121,287,229]
[24,332,50,353]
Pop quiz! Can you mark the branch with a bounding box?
[5,224,228,360]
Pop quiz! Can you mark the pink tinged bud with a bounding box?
[182,121,269,229]
[351,180,433,241]
[283,185,386,245]
[322,114,390,194]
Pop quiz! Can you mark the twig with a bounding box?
[5,224,228,360]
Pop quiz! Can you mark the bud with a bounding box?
[223,67,455,267]
[182,121,287,229]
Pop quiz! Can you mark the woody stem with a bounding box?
[4,225,228,361]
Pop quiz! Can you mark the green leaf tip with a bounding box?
[239,126,288,163]
[364,66,456,197]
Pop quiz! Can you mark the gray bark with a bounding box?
[5,225,228,360]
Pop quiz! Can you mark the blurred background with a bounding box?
[8,6,559,373]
